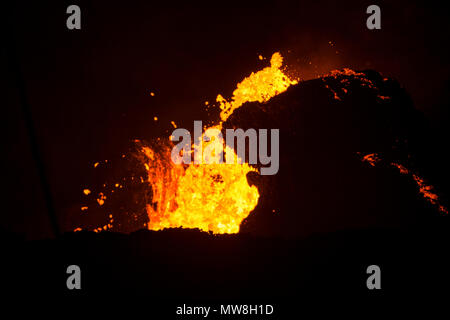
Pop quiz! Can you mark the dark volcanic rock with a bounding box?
[223,70,448,237]
[2,220,449,306]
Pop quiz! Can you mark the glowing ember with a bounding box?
[361,153,448,214]
[323,68,389,102]
[97,192,106,206]
[360,153,381,167]
[391,162,447,214]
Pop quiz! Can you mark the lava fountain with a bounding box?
[77,53,448,236]
[90,53,298,234]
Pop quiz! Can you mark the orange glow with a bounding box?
[97,192,106,206]
[83,189,91,195]
[362,153,447,214]
[361,153,381,167]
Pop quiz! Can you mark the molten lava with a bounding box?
[140,52,297,234]
[360,153,448,214]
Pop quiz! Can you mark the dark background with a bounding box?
[2,0,450,239]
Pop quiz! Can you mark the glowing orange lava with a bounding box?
[141,52,298,234]
[360,152,448,214]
